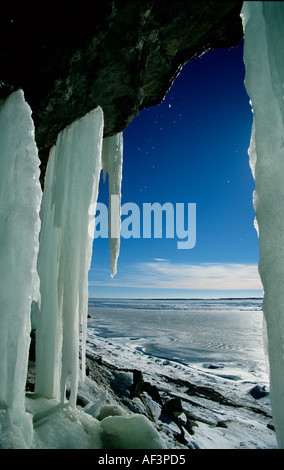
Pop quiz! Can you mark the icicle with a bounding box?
[242,1,284,448]
[35,107,104,406]
[0,90,42,448]
[102,133,123,277]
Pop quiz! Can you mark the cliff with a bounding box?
[0,1,243,180]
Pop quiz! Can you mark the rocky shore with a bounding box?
[26,332,277,449]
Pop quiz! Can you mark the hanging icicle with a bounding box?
[0,90,42,448]
[242,1,284,448]
[102,133,123,277]
[35,107,104,406]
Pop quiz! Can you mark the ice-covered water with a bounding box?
[87,297,268,383]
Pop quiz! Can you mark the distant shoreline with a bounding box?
[88,297,264,301]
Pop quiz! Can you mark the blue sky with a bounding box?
[88,40,263,299]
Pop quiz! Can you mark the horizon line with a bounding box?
[88,296,263,301]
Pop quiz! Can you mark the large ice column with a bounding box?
[102,133,123,277]
[242,1,284,448]
[35,107,104,407]
[0,90,42,447]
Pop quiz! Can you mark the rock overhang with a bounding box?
[0,0,243,181]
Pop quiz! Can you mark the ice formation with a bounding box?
[100,414,167,449]
[24,393,165,449]
[0,90,42,447]
[242,1,284,448]
[0,88,167,448]
[102,133,123,277]
[35,107,104,406]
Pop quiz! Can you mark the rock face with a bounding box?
[0,1,243,179]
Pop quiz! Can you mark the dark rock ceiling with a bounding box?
[0,1,243,178]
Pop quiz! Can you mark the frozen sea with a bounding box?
[87,297,268,383]
[85,297,277,449]
[25,297,276,449]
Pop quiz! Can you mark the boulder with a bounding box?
[249,385,269,400]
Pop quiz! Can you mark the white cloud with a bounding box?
[137,261,262,291]
[89,260,263,291]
